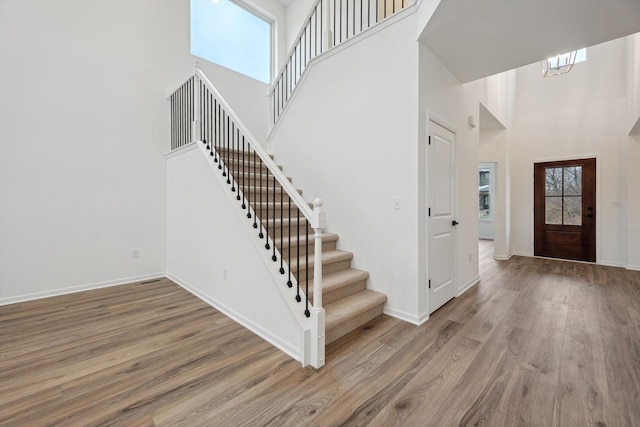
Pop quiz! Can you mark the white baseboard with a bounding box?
[167,273,301,363]
[0,272,166,306]
[600,260,626,268]
[493,253,513,261]
[458,275,480,297]
[626,264,640,271]
[512,251,531,257]
[383,306,427,326]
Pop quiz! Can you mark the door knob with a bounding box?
[452,220,459,226]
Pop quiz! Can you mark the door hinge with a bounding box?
[428,279,431,289]
[428,207,431,217]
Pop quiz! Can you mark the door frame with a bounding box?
[528,154,601,263]
[426,115,458,315]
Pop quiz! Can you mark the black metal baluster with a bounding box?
[204,89,209,150]
[216,102,221,166]
[265,159,270,250]
[320,0,323,53]
[242,136,246,208]
[314,7,318,57]
[226,115,231,182]
[279,182,284,274]
[189,79,192,142]
[210,94,214,159]
[234,128,239,198]
[346,0,349,39]
[340,0,343,43]
[170,95,174,150]
[222,111,227,176]
[287,197,292,287]
[360,0,363,32]
[333,0,337,46]
[213,98,218,162]
[308,17,312,63]
[253,150,258,228]
[295,207,301,303]
[384,0,387,19]
[353,0,356,36]
[376,0,378,23]
[272,174,277,261]
[177,88,181,148]
[305,220,310,318]
[259,156,264,239]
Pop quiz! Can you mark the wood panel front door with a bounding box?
[534,158,596,262]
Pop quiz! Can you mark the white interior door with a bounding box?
[428,121,457,314]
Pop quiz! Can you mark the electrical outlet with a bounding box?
[468,253,472,261]
[393,198,401,210]
[223,268,228,280]
[132,249,140,258]
[611,201,621,208]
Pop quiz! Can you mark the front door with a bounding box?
[534,158,596,262]
[428,121,457,313]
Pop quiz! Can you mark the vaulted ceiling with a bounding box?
[420,0,640,82]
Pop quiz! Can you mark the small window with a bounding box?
[478,165,493,221]
[191,0,272,83]
[545,165,583,225]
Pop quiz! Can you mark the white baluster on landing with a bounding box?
[192,60,201,142]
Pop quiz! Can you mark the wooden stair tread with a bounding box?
[325,290,387,331]
[274,233,339,248]
[321,268,370,290]
[288,249,352,270]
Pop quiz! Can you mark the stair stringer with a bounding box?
[166,142,313,365]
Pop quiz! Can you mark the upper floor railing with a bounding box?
[269,0,410,126]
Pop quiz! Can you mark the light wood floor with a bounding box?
[1,243,639,426]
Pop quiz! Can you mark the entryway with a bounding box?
[533,158,596,262]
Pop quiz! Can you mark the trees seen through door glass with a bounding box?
[545,166,582,225]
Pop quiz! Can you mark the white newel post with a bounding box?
[310,198,326,368]
[192,60,201,142]
[267,89,275,139]
[323,0,333,50]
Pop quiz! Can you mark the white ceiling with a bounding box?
[420,0,640,83]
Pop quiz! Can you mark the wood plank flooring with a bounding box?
[1,242,639,426]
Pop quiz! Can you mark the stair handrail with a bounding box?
[170,63,326,367]
[195,67,315,226]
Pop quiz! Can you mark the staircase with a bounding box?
[221,147,387,345]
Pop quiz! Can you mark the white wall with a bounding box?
[196,60,271,144]
[166,144,304,360]
[627,33,640,270]
[0,0,194,303]
[509,36,632,266]
[269,14,421,323]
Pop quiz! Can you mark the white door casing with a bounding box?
[428,121,457,314]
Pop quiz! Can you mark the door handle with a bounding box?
[585,214,594,218]
[452,220,459,226]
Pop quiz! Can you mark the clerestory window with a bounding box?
[191,0,272,83]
